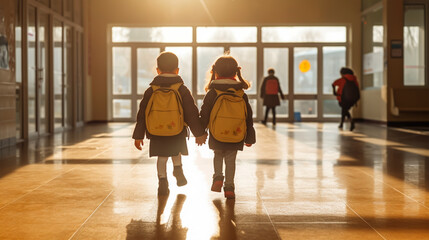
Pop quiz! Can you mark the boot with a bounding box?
[211,176,224,192]
[224,186,235,199]
[350,119,355,131]
[173,165,187,187]
[158,178,169,196]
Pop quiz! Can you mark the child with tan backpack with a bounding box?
[133,52,207,196]
[199,55,256,199]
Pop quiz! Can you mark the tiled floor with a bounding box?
[0,122,429,239]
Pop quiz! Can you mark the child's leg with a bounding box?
[224,150,238,199]
[171,154,182,166]
[272,107,277,125]
[157,156,169,179]
[157,156,169,195]
[172,154,187,186]
[213,150,224,179]
[224,150,238,189]
[211,150,225,192]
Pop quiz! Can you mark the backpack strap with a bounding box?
[214,88,244,98]
[151,82,184,103]
[151,82,183,91]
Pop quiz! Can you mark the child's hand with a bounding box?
[134,139,144,150]
[195,133,208,146]
[245,143,252,147]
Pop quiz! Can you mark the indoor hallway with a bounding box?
[0,123,429,239]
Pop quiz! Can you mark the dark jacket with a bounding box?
[332,74,359,103]
[200,79,256,151]
[260,76,284,107]
[132,74,205,157]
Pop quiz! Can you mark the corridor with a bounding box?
[1,123,429,239]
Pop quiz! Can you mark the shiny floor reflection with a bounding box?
[0,122,429,239]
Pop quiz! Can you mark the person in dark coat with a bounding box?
[133,52,207,196]
[260,68,284,125]
[200,55,256,199]
[332,67,360,131]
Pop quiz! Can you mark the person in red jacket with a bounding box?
[260,68,285,125]
[332,67,360,131]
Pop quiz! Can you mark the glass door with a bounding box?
[27,6,37,134]
[64,24,73,128]
[53,20,63,129]
[27,6,50,136]
[263,48,290,120]
[38,11,50,134]
[293,47,318,119]
[263,46,346,122]
[76,31,84,124]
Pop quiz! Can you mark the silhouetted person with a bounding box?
[332,67,360,131]
[260,68,284,125]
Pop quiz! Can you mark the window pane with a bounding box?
[137,48,159,94]
[323,100,341,118]
[404,5,425,86]
[294,48,317,94]
[197,47,224,94]
[264,48,289,94]
[165,47,193,93]
[197,99,203,110]
[262,27,346,43]
[113,99,131,118]
[113,47,131,94]
[276,100,289,117]
[249,99,257,118]
[323,47,346,94]
[197,27,257,43]
[294,100,317,118]
[230,47,257,94]
[112,27,192,43]
[362,7,383,88]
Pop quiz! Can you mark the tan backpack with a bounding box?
[209,88,247,143]
[145,83,184,136]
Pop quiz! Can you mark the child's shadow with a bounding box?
[212,199,237,240]
[126,194,188,240]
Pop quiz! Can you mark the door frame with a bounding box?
[107,25,350,122]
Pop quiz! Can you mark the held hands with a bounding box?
[134,139,144,150]
[195,132,208,146]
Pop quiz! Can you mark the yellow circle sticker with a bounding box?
[299,59,311,73]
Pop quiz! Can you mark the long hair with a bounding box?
[204,55,251,92]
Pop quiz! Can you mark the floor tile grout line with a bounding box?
[343,202,387,240]
[356,168,429,211]
[257,190,282,240]
[68,190,114,240]
[0,168,76,212]
[323,187,387,240]
[0,145,114,211]
[67,163,141,239]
